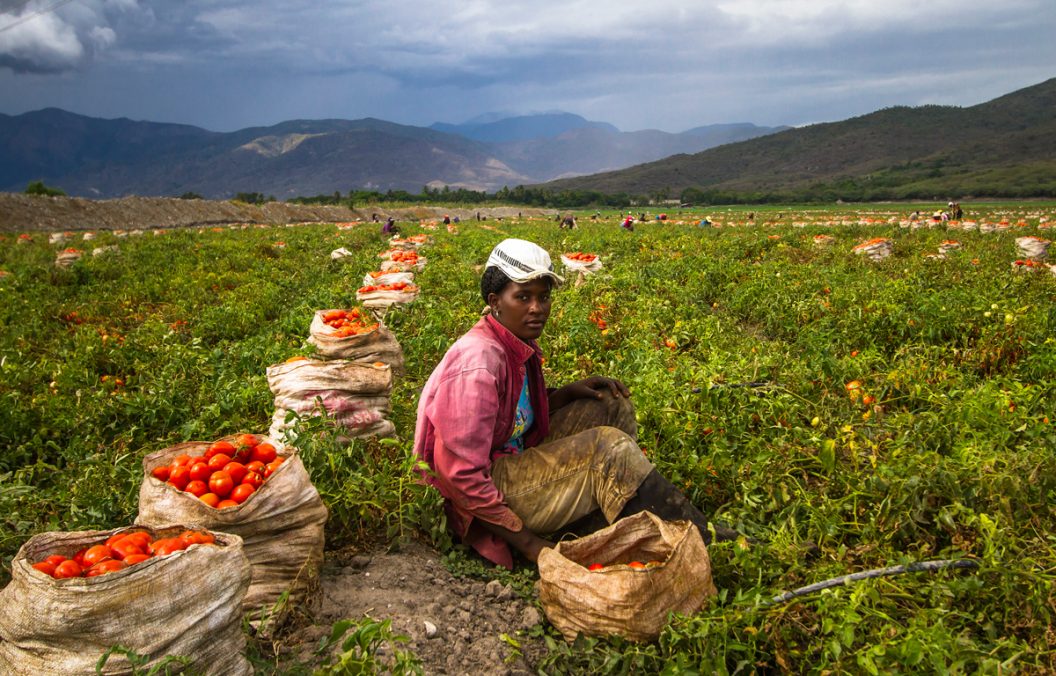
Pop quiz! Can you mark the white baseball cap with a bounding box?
[486,238,564,285]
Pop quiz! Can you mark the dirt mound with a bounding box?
[0,193,554,232]
[279,540,546,675]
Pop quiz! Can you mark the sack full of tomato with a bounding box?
[0,525,251,676]
[537,511,717,642]
[307,307,405,373]
[135,434,327,626]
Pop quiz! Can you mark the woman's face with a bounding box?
[488,278,552,341]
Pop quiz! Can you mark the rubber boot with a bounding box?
[556,470,745,544]
[616,469,742,544]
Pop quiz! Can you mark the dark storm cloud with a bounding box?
[0,0,1053,132]
[0,0,141,73]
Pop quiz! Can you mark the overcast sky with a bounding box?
[1,0,1053,133]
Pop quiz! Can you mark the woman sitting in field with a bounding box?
[413,238,738,568]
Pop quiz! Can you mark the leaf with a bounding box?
[820,439,836,471]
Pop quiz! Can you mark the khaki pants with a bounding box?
[491,394,654,536]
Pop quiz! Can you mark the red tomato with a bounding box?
[32,561,57,577]
[151,465,171,482]
[149,538,187,556]
[168,466,190,491]
[587,563,604,571]
[263,457,284,478]
[205,440,236,459]
[184,479,208,497]
[208,471,234,498]
[242,471,264,489]
[233,445,253,464]
[123,554,152,566]
[86,559,128,577]
[200,492,220,508]
[110,539,146,560]
[223,461,247,485]
[217,499,239,509]
[245,460,265,475]
[54,560,84,578]
[72,548,88,567]
[82,545,112,567]
[105,532,127,547]
[180,530,215,546]
[189,455,207,466]
[44,554,68,566]
[251,443,277,464]
[121,532,153,549]
[236,433,258,448]
[170,454,192,469]
[207,453,232,472]
[188,461,212,482]
[230,483,255,504]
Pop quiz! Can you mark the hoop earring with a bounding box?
[492,307,501,318]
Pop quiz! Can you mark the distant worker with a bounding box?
[443,215,451,225]
[621,215,635,232]
[560,214,577,229]
[382,216,398,235]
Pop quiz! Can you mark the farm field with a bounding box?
[2,203,1056,672]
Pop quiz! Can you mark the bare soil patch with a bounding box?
[275,540,546,675]
[0,193,553,232]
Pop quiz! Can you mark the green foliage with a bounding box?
[312,617,422,675]
[96,645,194,675]
[24,180,66,197]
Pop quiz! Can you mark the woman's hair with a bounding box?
[480,266,512,302]
[480,266,554,303]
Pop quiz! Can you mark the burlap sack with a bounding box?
[560,253,603,274]
[55,249,83,268]
[363,271,415,286]
[1016,236,1050,260]
[136,438,327,622]
[380,258,426,272]
[0,526,251,676]
[307,311,405,372]
[356,286,420,308]
[267,359,395,439]
[537,511,717,642]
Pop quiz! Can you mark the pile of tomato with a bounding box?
[151,434,284,508]
[853,237,891,251]
[564,252,598,262]
[321,308,378,337]
[31,529,217,578]
[357,281,418,294]
[379,249,421,263]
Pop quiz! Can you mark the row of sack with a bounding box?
[271,233,431,442]
[0,433,326,675]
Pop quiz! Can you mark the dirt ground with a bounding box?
[0,193,554,232]
[276,541,547,675]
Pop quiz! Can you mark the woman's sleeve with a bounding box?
[430,366,524,532]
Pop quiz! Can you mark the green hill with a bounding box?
[537,78,1056,201]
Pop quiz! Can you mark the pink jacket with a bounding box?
[414,314,551,568]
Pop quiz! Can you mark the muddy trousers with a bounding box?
[491,394,738,543]
[491,394,652,536]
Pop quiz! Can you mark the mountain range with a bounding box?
[0,109,785,199]
[537,77,1056,200]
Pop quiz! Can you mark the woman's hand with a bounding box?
[549,376,630,409]
[480,521,554,563]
